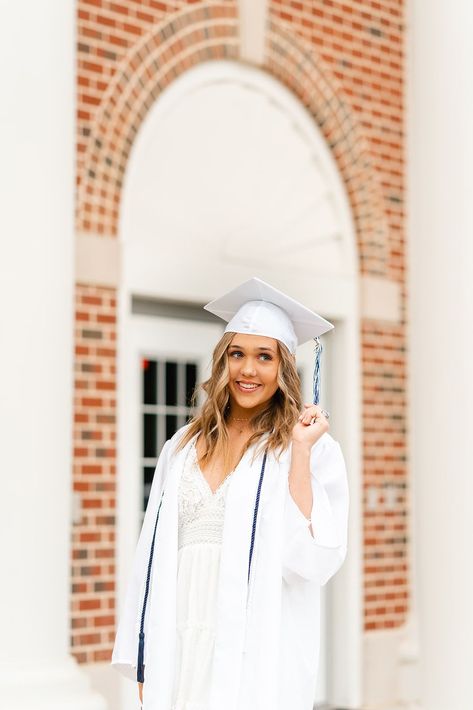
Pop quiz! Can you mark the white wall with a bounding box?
[407,1,473,708]
[0,2,105,707]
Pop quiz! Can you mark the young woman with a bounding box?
[112,278,349,710]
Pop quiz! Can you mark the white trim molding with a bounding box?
[360,275,402,323]
[238,0,268,65]
[75,232,121,287]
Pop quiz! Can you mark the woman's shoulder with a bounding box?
[165,422,196,452]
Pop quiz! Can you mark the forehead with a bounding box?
[228,333,279,351]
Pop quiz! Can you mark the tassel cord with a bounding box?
[247,451,267,586]
[312,337,323,406]
[137,491,164,683]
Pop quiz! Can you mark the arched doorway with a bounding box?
[118,60,362,709]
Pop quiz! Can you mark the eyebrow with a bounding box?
[228,344,276,353]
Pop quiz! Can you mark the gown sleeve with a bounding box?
[281,433,349,587]
[111,437,173,680]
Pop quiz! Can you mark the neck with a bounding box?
[227,414,252,435]
[227,403,264,426]
[227,402,266,421]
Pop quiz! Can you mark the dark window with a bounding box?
[141,357,199,514]
[143,359,157,405]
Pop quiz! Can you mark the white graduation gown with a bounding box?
[112,424,349,710]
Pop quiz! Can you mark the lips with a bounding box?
[235,381,262,393]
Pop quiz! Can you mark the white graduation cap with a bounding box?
[203,277,334,404]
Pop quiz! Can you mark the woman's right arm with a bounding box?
[138,682,143,703]
[282,434,349,586]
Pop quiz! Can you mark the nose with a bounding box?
[241,359,257,377]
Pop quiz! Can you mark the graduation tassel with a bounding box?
[247,451,268,585]
[137,491,164,683]
[137,631,145,683]
[312,337,323,405]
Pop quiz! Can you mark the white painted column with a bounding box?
[0,2,106,708]
[407,2,473,709]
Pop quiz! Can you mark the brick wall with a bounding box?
[362,322,407,629]
[72,284,117,661]
[77,1,185,197]
[73,0,407,662]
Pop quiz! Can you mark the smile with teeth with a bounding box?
[236,381,261,392]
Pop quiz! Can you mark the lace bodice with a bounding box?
[177,441,234,550]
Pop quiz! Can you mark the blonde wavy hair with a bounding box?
[175,331,303,472]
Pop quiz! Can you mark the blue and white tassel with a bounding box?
[312,337,323,405]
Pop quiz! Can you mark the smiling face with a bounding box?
[226,333,281,417]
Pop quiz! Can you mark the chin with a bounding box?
[239,399,264,410]
[234,395,264,408]
[231,383,272,410]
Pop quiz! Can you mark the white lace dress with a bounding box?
[171,440,233,710]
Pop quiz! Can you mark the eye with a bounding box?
[228,350,272,361]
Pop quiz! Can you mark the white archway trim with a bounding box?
[238,0,268,64]
[75,234,402,327]
[75,232,120,287]
[361,275,402,323]
[120,60,358,309]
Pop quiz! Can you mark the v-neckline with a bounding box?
[192,440,241,497]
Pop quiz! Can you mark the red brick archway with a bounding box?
[76,3,388,276]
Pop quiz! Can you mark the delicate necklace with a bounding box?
[229,415,251,434]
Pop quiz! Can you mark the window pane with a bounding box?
[185,362,197,407]
[143,466,155,510]
[143,413,157,458]
[165,361,177,406]
[166,414,177,440]
[141,357,200,514]
[143,358,157,405]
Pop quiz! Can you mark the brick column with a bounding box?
[0,1,106,707]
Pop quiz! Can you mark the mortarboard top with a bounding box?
[203,276,334,355]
